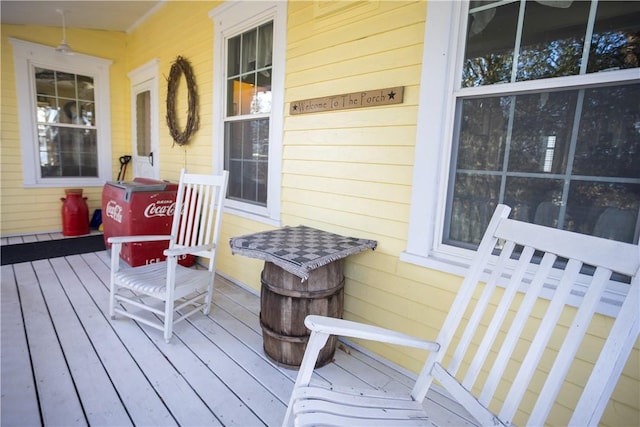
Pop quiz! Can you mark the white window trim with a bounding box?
[402,1,637,316]
[10,38,113,187]
[209,1,286,227]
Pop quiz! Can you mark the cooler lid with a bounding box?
[105,178,176,202]
[105,180,168,192]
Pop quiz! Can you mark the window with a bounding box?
[35,68,97,178]
[11,38,112,187]
[404,2,639,278]
[210,1,286,225]
[225,22,273,207]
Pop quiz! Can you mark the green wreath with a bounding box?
[166,56,199,146]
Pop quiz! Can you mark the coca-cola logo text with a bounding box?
[144,200,176,218]
[105,200,123,223]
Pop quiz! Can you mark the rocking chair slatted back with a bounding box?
[412,205,639,426]
[284,204,639,426]
[172,172,227,268]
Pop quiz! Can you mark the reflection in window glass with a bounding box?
[447,83,639,246]
[588,1,640,72]
[573,85,640,178]
[224,118,269,206]
[508,91,577,174]
[448,0,640,248]
[463,0,640,87]
[136,91,151,156]
[35,67,97,178]
[226,22,273,117]
[463,1,518,87]
[516,0,589,81]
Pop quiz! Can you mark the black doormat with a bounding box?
[1,234,106,265]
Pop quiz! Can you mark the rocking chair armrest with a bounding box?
[163,243,214,257]
[305,315,440,352]
[108,235,172,244]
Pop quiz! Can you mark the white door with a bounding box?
[128,60,160,180]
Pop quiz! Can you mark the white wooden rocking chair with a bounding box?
[109,169,228,343]
[283,204,639,426]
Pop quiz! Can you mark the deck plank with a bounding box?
[74,253,221,426]
[1,265,41,427]
[12,261,87,426]
[33,258,132,426]
[68,253,178,426]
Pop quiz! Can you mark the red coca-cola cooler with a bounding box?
[102,178,194,267]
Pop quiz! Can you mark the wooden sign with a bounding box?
[290,86,403,115]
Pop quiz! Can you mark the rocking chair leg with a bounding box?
[203,283,214,315]
[164,300,174,343]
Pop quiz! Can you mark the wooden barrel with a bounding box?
[260,260,344,368]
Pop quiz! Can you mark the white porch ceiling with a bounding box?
[1,1,165,33]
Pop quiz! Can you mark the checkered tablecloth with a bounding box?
[229,225,377,281]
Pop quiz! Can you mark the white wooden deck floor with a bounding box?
[1,243,476,426]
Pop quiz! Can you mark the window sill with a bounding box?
[225,205,281,228]
[400,249,627,318]
[24,178,108,189]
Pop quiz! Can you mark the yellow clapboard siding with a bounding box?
[287,2,424,58]
[601,402,639,427]
[287,22,426,74]
[286,67,423,101]
[284,125,417,146]
[346,262,452,333]
[283,159,413,184]
[282,174,411,204]
[285,105,419,132]
[287,44,425,88]
[284,144,414,165]
[283,187,409,221]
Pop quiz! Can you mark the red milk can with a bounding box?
[61,188,90,236]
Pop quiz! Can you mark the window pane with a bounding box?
[463,0,640,87]
[567,181,639,243]
[37,97,60,124]
[446,174,500,247]
[34,67,97,180]
[39,126,98,178]
[227,76,241,116]
[240,73,256,115]
[573,84,640,178]
[505,176,564,224]
[463,1,519,87]
[448,83,639,247]
[227,35,241,76]
[55,71,77,99]
[516,0,590,81]
[457,96,511,171]
[77,75,94,101]
[257,22,273,69]
[224,118,269,206]
[35,68,57,97]
[80,101,95,126]
[241,28,257,72]
[136,91,151,156]
[587,1,640,72]
[509,91,578,174]
[227,72,271,116]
